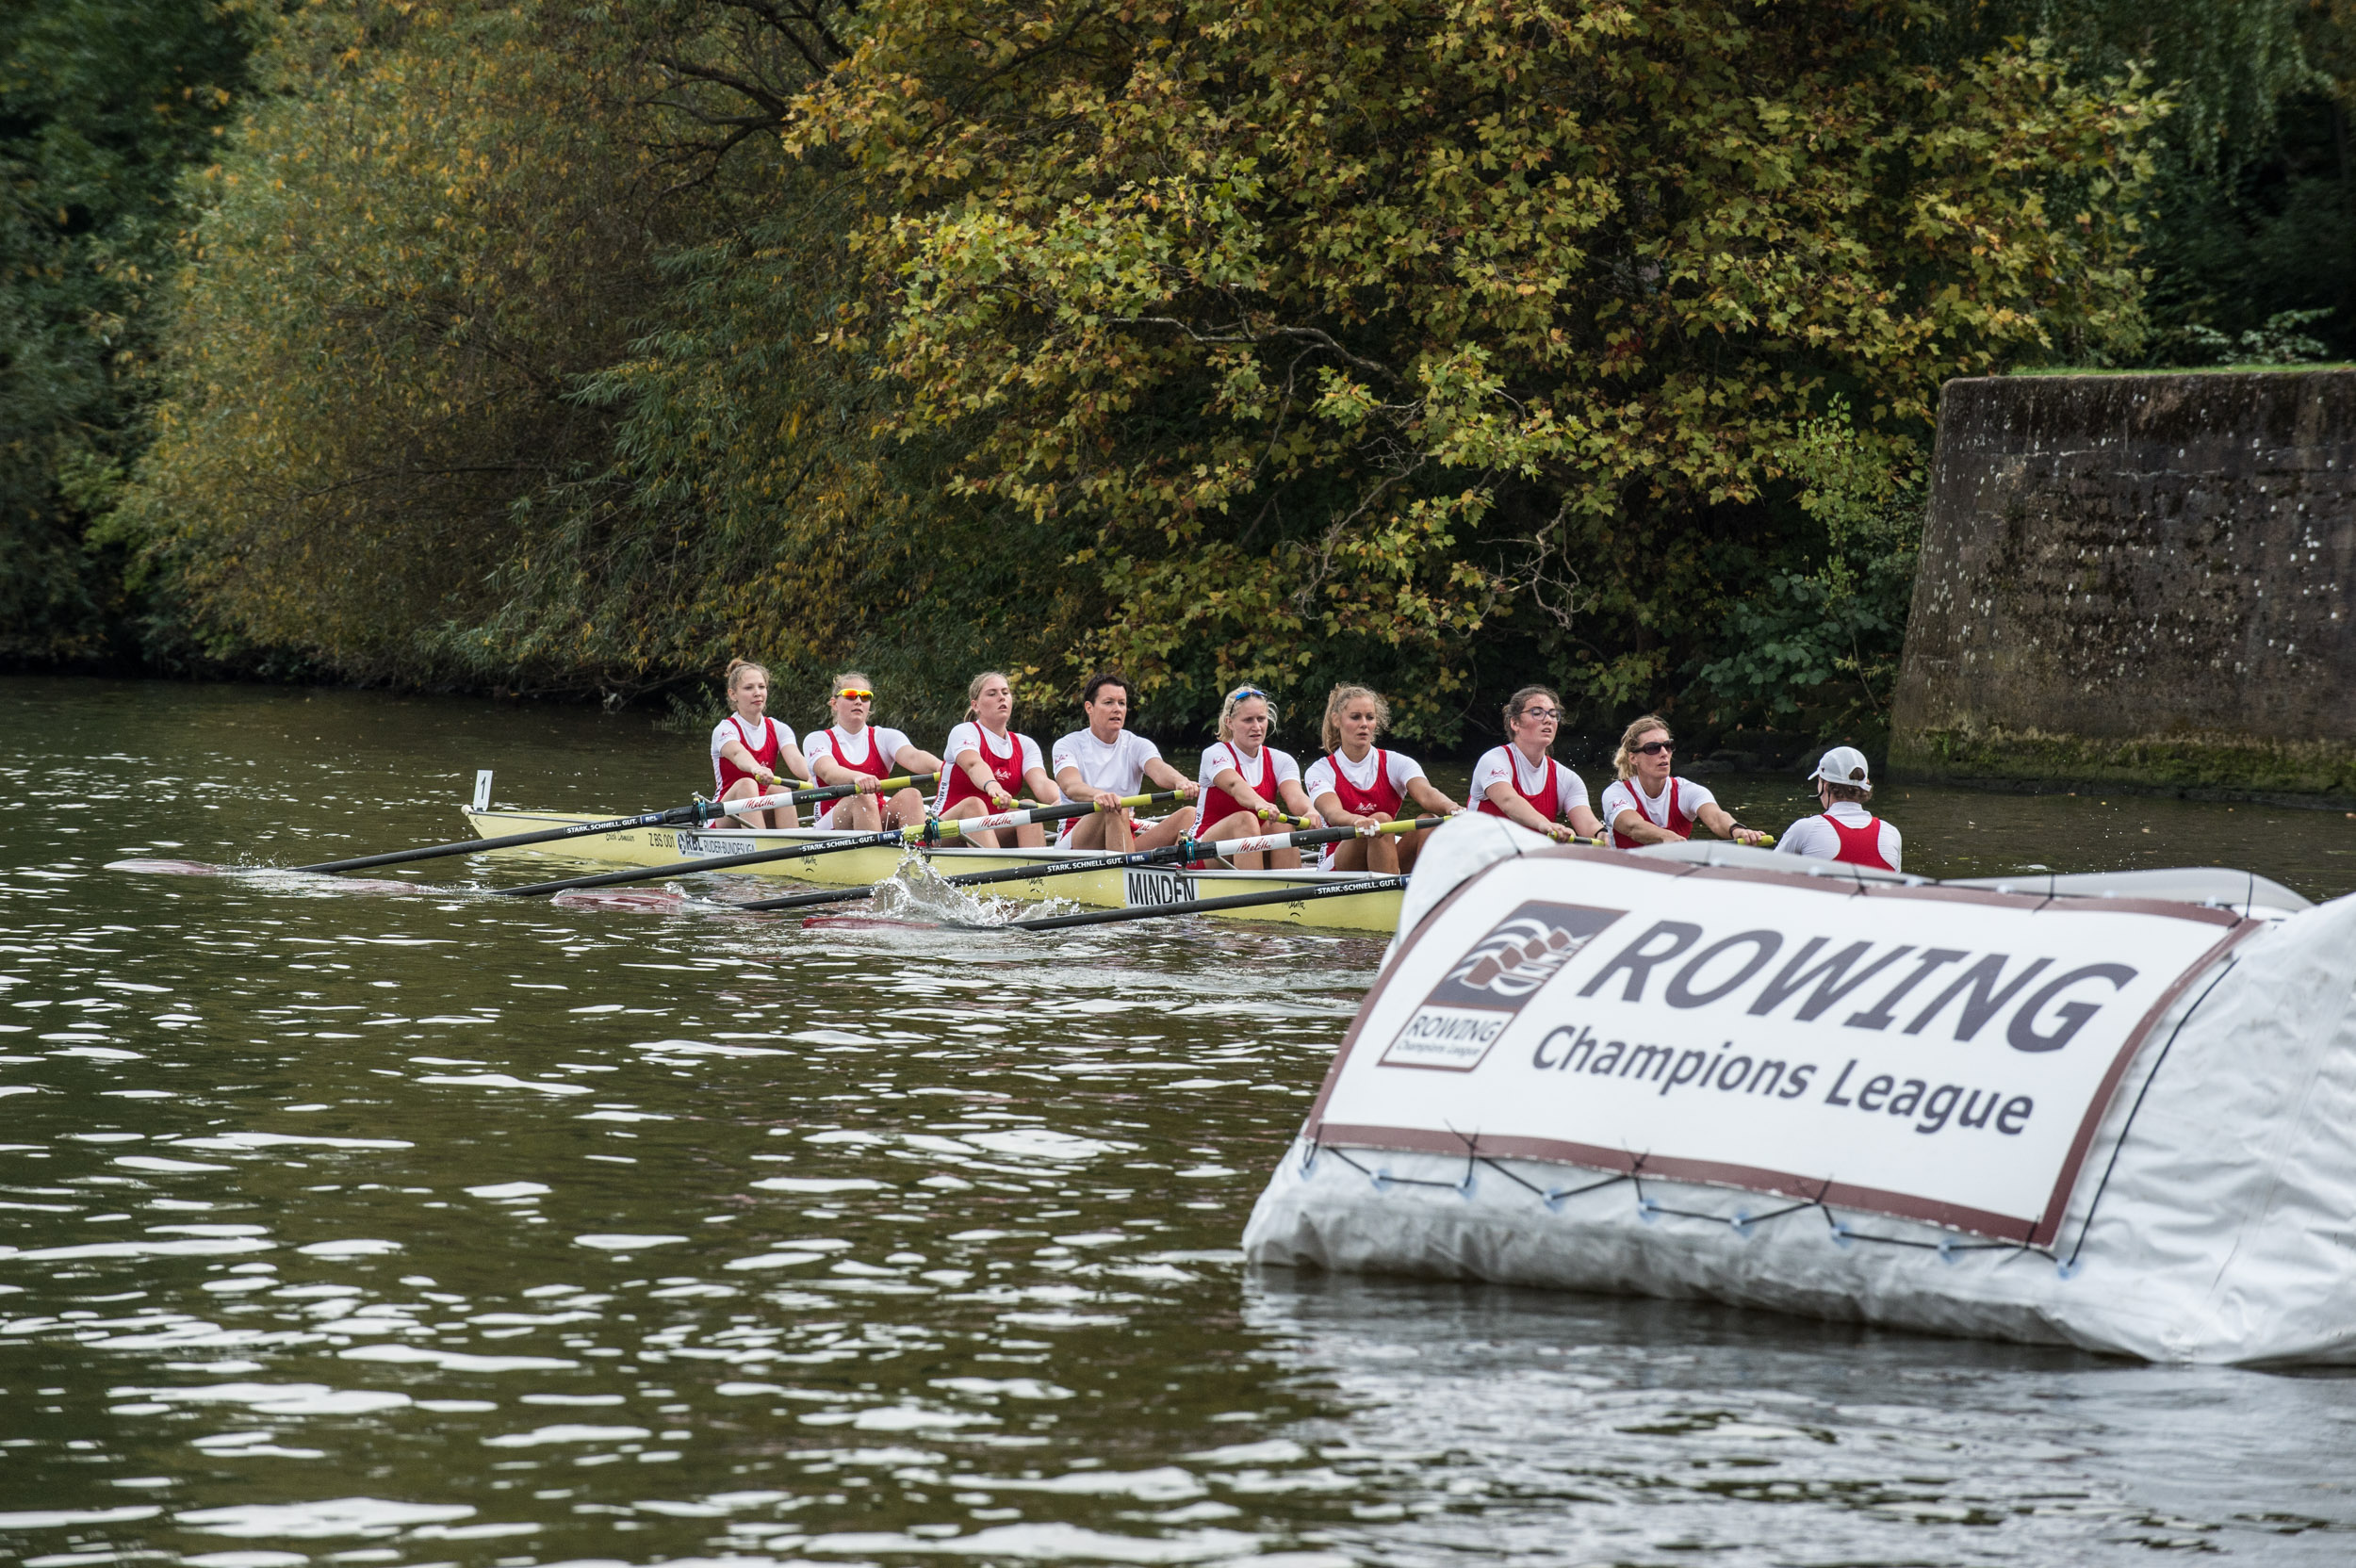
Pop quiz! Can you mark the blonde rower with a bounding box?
[1301,685,1462,874]
[1598,713,1769,848]
[935,671,1062,848]
[1194,686,1322,870]
[807,672,944,832]
[710,659,812,829]
[1472,685,1603,843]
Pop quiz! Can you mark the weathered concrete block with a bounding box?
[1891,369,2356,799]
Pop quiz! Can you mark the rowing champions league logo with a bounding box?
[1380,900,1627,1071]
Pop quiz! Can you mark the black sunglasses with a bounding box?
[1634,740,1674,755]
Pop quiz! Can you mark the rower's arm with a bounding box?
[1207,767,1275,817]
[1142,756,1197,797]
[1695,801,1770,846]
[1565,801,1604,840]
[1407,776,1464,817]
[1023,763,1064,804]
[1312,788,1366,827]
[952,747,1003,802]
[716,735,772,781]
[810,750,851,786]
[1481,780,1565,839]
[1279,776,1319,825]
[1612,808,1681,845]
[893,743,946,775]
[774,743,814,786]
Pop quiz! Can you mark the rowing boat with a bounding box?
[460,808,1404,931]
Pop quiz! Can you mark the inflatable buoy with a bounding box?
[1243,816,2353,1364]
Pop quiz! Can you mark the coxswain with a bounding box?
[1471,685,1603,843]
[1301,684,1462,874]
[1775,745,1902,870]
[935,671,1062,848]
[1193,686,1322,869]
[1598,713,1771,848]
[710,659,812,828]
[806,672,944,832]
[1050,671,1199,851]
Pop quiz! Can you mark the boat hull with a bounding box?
[462,809,1402,931]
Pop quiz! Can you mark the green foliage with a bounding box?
[792,0,2162,741]
[1694,401,1926,737]
[0,0,254,662]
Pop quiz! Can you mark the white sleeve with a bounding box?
[1269,748,1301,786]
[875,727,912,767]
[1678,778,1717,815]
[1556,767,1591,819]
[1196,743,1232,794]
[1050,732,1084,776]
[710,720,738,758]
[1015,733,1044,775]
[1879,820,1904,873]
[1301,757,1336,802]
[1387,751,1426,789]
[943,722,980,760]
[1467,747,1510,798]
[1599,780,1635,825]
[773,721,797,753]
[1132,733,1163,769]
[1776,816,1837,858]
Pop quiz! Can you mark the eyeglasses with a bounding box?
[1226,685,1268,701]
[835,688,875,700]
[1521,709,1562,723]
[1634,740,1674,755]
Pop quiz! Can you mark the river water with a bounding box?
[4,676,2353,1565]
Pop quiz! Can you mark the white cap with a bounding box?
[1808,745,1873,790]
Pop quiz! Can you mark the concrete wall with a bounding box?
[1890,369,2356,799]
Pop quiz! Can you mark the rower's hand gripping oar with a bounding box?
[738,814,1443,914]
[496,791,1182,899]
[286,773,938,875]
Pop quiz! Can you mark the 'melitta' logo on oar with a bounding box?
[1381,900,1626,1071]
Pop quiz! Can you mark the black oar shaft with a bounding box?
[291,806,712,874]
[1010,874,1409,932]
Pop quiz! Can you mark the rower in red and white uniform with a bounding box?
[1776,745,1903,871]
[1193,685,1321,870]
[1051,670,1199,851]
[1470,685,1603,844]
[807,671,944,832]
[934,671,1062,848]
[709,658,812,828]
[1597,712,1770,849]
[1301,684,1462,874]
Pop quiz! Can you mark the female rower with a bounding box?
[1776,745,1903,870]
[710,659,812,828]
[1302,685,1462,874]
[1194,686,1321,869]
[1598,713,1771,848]
[1051,670,1199,850]
[935,671,1062,848]
[807,672,944,832]
[1471,685,1604,843]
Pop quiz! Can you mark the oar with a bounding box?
[495,792,1184,899]
[1008,874,1411,932]
[286,774,937,875]
[738,815,1442,913]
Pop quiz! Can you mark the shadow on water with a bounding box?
[2,675,2352,1565]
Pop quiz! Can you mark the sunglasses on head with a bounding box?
[1635,739,1674,755]
[1227,684,1268,702]
[836,688,875,700]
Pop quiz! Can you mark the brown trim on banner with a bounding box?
[2029,919,2261,1246]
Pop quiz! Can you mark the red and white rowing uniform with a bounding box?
[1775,801,1903,872]
[935,721,1044,814]
[809,724,913,825]
[1598,775,1715,848]
[1471,744,1589,826]
[1194,741,1301,827]
[1301,747,1425,869]
[709,714,797,796]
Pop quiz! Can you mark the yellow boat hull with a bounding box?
[462,809,1402,932]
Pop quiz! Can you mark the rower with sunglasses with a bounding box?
[808,671,945,832]
[1472,685,1605,844]
[1193,685,1322,869]
[1599,713,1770,848]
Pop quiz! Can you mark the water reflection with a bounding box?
[3,676,2353,1565]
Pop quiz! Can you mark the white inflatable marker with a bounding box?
[1248,816,2355,1364]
